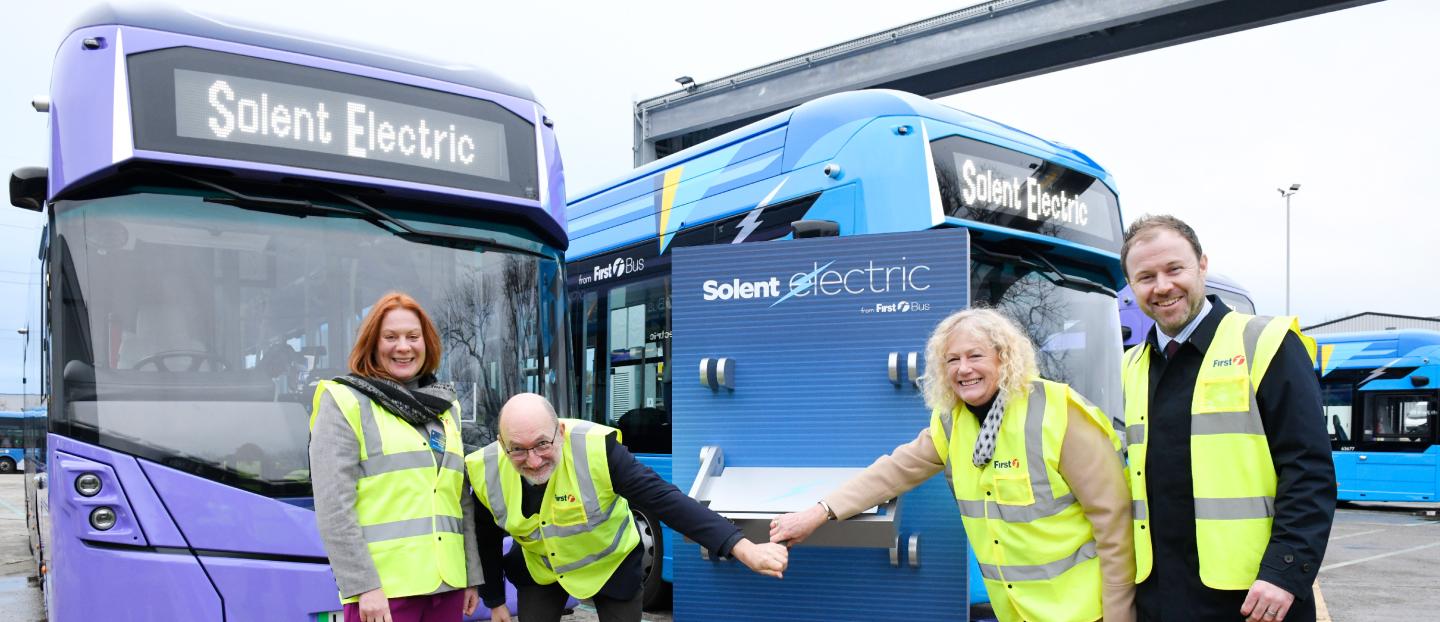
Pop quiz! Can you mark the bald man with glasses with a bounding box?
[465,393,788,622]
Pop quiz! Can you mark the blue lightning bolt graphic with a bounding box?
[769,260,834,308]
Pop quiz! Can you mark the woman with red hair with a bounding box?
[310,292,481,622]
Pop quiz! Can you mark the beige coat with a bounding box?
[823,404,1136,622]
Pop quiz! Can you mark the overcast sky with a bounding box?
[3,0,1436,394]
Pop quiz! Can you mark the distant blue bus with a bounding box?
[1316,329,1440,502]
[1119,273,1254,347]
[566,89,1127,611]
[0,411,28,474]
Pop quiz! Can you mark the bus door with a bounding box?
[670,228,971,620]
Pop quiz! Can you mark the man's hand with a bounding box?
[488,604,513,622]
[358,588,391,622]
[769,502,829,546]
[730,538,789,579]
[462,587,479,616]
[1241,579,1295,622]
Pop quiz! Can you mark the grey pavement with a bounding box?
[1318,502,1440,621]
[0,474,44,622]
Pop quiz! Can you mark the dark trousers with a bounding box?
[516,582,643,622]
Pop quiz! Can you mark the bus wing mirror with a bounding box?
[10,167,47,212]
[791,219,839,239]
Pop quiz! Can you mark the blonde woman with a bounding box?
[770,308,1135,622]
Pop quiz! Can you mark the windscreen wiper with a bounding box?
[318,188,552,260]
[970,241,1117,297]
[154,170,552,260]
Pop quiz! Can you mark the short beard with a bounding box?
[522,470,552,486]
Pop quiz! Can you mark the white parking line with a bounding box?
[1320,541,1440,573]
[1330,528,1385,541]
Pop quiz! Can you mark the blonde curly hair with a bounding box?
[919,308,1039,413]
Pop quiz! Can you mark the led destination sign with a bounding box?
[932,135,1122,254]
[130,48,538,198]
[176,70,507,179]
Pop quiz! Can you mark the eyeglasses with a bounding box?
[505,424,559,459]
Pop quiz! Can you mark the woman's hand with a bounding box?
[462,587,479,616]
[730,538,789,579]
[358,588,391,622]
[769,502,830,546]
[489,604,513,622]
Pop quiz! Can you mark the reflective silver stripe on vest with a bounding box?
[361,450,434,477]
[482,444,508,528]
[362,515,463,543]
[977,540,1098,581]
[938,410,954,491]
[1242,315,1268,372]
[565,421,606,523]
[1195,496,1275,520]
[1022,382,1053,501]
[437,447,465,475]
[552,512,635,575]
[956,493,1078,523]
[1132,499,1148,520]
[1191,412,1267,436]
[357,394,384,459]
[1126,424,1146,446]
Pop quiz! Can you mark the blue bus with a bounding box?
[566,89,1126,610]
[1316,329,1440,502]
[0,411,32,474]
[1119,273,1254,348]
[11,6,567,620]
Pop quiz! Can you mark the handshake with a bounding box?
[730,503,832,579]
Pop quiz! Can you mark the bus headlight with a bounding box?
[90,507,117,531]
[75,473,102,497]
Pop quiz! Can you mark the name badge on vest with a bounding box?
[428,428,446,453]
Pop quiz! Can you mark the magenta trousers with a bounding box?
[343,589,465,622]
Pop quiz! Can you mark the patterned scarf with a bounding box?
[971,389,1010,467]
[334,373,456,426]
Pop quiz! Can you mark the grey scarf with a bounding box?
[335,373,457,426]
[971,389,1010,467]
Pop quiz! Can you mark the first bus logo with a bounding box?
[1212,354,1246,368]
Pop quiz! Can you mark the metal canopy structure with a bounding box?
[634,0,1379,164]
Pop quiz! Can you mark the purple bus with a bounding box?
[12,6,568,620]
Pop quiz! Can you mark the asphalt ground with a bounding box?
[2,472,1433,622]
[1316,501,1440,621]
[0,474,44,622]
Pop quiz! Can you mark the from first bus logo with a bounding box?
[1212,354,1246,368]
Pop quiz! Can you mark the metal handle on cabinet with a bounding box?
[700,357,735,390]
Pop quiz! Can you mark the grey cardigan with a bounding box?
[309,384,483,598]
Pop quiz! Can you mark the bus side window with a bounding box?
[1362,394,1436,444]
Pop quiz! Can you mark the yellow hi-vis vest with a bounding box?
[310,380,468,603]
[466,419,640,599]
[930,379,1121,622]
[1122,313,1315,590]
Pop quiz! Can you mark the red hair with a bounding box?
[348,292,442,381]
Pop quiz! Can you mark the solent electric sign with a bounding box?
[701,258,933,311]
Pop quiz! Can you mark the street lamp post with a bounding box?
[1276,184,1301,315]
[17,328,29,405]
